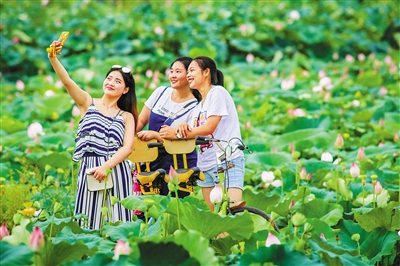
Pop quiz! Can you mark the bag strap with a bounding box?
[152,86,169,109]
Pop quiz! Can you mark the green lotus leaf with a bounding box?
[166,199,254,240]
[239,245,324,265]
[0,242,33,266]
[326,178,353,201]
[360,228,400,265]
[302,198,343,226]
[309,236,369,266]
[0,115,26,134]
[353,202,400,231]
[246,152,292,168]
[172,230,219,266]
[335,219,368,251]
[137,239,199,265]
[103,220,143,241]
[243,188,281,213]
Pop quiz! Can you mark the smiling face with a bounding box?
[187,60,210,90]
[169,61,189,89]
[103,70,129,97]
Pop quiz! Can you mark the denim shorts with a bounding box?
[197,155,245,190]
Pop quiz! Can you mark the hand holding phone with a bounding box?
[46,31,69,57]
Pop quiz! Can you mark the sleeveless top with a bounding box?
[149,87,198,170]
[73,103,125,162]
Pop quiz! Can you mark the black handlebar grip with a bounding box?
[147,142,163,148]
[195,136,211,145]
[195,136,207,141]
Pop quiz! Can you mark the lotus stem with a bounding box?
[174,188,181,231]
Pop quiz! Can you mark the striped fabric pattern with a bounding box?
[73,104,133,229]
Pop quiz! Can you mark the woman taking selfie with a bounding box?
[48,39,138,229]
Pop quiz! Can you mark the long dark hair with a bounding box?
[192,56,224,87]
[105,67,138,126]
[171,56,202,102]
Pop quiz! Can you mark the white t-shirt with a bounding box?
[189,85,243,170]
[145,86,198,128]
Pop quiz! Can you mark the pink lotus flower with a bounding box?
[16,80,25,91]
[72,106,80,117]
[245,121,251,129]
[265,232,281,247]
[246,53,254,63]
[55,80,63,88]
[312,85,323,93]
[145,70,153,78]
[357,53,365,61]
[289,142,295,152]
[280,77,295,90]
[374,181,382,195]
[318,70,326,79]
[334,134,344,149]
[332,52,339,61]
[384,55,392,65]
[321,152,333,162]
[319,77,332,88]
[237,105,243,112]
[210,186,223,204]
[271,147,277,152]
[0,223,9,240]
[270,70,278,78]
[239,24,247,34]
[27,122,44,139]
[262,171,282,188]
[275,23,282,31]
[320,233,327,240]
[379,142,384,147]
[44,90,55,97]
[289,200,295,209]
[306,173,312,181]
[29,226,44,252]
[389,64,397,74]
[394,134,399,143]
[357,147,365,161]
[352,100,360,107]
[154,26,164,35]
[323,92,331,102]
[289,10,301,21]
[114,240,131,260]
[345,54,354,63]
[302,70,309,77]
[350,163,360,178]
[379,118,384,128]
[45,75,54,83]
[168,165,180,185]
[300,168,307,180]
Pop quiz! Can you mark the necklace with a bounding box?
[102,100,116,110]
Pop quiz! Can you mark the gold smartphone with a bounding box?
[46,31,69,57]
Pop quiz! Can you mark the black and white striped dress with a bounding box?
[73,103,133,229]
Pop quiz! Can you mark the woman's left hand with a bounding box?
[89,165,109,181]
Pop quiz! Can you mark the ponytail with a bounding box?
[215,69,224,86]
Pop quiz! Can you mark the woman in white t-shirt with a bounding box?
[136,57,201,196]
[160,56,244,211]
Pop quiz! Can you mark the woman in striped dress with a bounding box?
[48,40,138,229]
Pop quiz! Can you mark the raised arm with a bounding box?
[48,41,91,114]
